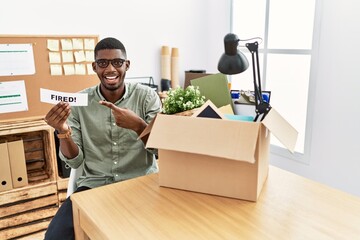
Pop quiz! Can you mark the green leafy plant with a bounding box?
[162,86,206,114]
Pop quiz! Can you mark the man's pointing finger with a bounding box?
[99,100,116,110]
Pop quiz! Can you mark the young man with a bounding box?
[44,37,161,240]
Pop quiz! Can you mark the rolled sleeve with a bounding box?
[59,146,84,169]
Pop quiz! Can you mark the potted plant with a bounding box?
[162,85,205,116]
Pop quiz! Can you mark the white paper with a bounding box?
[49,52,61,63]
[84,38,95,50]
[61,39,73,50]
[47,39,59,51]
[63,64,75,75]
[72,38,84,50]
[85,50,94,62]
[75,64,86,75]
[40,88,88,106]
[50,64,63,76]
[74,50,86,63]
[0,44,36,76]
[62,51,74,63]
[87,63,95,75]
[0,80,28,114]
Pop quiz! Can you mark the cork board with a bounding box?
[0,35,99,121]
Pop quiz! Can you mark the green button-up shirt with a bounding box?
[60,82,162,189]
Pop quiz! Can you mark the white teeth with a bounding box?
[106,76,117,80]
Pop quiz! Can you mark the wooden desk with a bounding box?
[71,166,360,239]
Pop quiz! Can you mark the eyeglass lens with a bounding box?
[96,58,125,68]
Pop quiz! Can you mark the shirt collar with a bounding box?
[95,83,129,104]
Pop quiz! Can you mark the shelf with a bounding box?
[0,119,61,239]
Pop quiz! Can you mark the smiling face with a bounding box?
[92,48,130,102]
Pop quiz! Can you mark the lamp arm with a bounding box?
[245,42,271,121]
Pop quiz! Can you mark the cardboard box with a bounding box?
[140,108,297,202]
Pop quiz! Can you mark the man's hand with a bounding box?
[99,100,147,135]
[44,102,71,132]
[45,102,79,158]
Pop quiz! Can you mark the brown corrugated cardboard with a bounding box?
[141,107,297,201]
[0,143,13,192]
[7,140,28,188]
[146,115,259,163]
[157,124,269,201]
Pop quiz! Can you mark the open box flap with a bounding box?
[145,114,260,163]
[262,108,298,153]
[138,115,157,140]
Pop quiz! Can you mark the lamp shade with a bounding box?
[217,33,249,75]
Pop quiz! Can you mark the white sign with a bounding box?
[40,88,88,106]
[0,44,36,76]
[0,80,28,114]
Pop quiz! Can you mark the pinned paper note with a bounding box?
[84,39,95,50]
[47,39,60,51]
[50,64,62,76]
[0,80,28,113]
[87,63,95,75]
[40,88,88,106]
[85,50,94,62]
[74,50,86,63]
[62,51,74,63]
[61,39,73,50]
[63,64,75,75]
[72,38,84,50]
[0,44,35,76]
[49,52,61,63]
[75,64,86,75]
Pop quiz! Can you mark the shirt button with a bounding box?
[112,123,116,126]
[114,161,117,164]
[113,142,117,145]
[115,174,118,177]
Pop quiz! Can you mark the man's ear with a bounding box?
[125,60,130,71]
[92,62,96,72]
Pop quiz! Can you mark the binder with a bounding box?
[7,140,28,188]
[0,143,13,192]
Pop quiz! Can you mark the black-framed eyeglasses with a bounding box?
[95,58,126,68]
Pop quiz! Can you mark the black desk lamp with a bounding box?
[218,33,271,121]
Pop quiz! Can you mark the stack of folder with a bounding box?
[0,140,28,192]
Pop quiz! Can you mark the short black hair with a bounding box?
[94,37,127,59]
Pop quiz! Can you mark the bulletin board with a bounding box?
[0,35,99,122]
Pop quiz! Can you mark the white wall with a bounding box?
[1,0,360,197]
[0,0,230,87]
